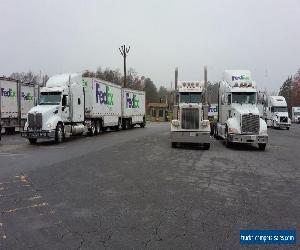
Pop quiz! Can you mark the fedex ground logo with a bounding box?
[96,83,114,106]
[1,88,17,97]
[22,92,33,101]
[126,93,139,108]
[232,75,250,81]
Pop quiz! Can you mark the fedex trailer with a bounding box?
[0,77,36,134]
[122,88,146,128]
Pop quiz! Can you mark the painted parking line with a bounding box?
[0,153,25,157]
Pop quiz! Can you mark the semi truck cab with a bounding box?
[215,70,268,150]
[171,79,210,149]
[21,74,85,144]
[265,96,291,129]
[292,107,300,123]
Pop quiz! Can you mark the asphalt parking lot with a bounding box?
[0,122,299,249]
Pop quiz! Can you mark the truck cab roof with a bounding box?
[268,96,287,107]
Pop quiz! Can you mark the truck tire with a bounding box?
[171,142,177,148]
[122,119,127,130]
[128,119,133,129]
[89,121,96,136]
[28,138,37,145]
[203,143,210,150]
[55,124,64,143]
[286,127,290,130]
[115,119,121,131]
[140,117,146,128]
[258,143,266,151]
[95,120,101,135]
[225,127,232,148]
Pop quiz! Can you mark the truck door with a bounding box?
[61,94,70,122]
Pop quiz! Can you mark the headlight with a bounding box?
[171,120,180,127]
[228,127,238,133]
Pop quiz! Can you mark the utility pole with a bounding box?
[119,45,130,88]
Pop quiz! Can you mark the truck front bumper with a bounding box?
[228,134,268,144]
[21,130,55,139]
[171,131,210,144]
[274,122,291,129]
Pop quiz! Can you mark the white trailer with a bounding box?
[264,96,291,129]
[214,70,268,150]
[82,77,122,132]
[21,85,35,124]
[121,88,146,128]
[0,77,36,135]
[292,107,300,123]
[208,104,218,120]
[21,73,145,144]
[0,78,18,134]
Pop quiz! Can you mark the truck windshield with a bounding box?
[39,92,61,105]
[180,93,202,103]
[294,112,300,115]
[271,106,288,112]
[232,92,256,104]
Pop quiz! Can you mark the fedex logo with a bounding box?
[96,83,114,106]
[208,105,218,113]
[126,93,139,108]
[232,75,250,81]
[22,92,33,101]
[1,88,16,97]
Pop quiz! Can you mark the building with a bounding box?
[147,102,169,122]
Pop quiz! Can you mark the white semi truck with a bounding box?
[214,70,268,150]
[0,77,36,135]
[291,107,300,123]
[170,68,211,149]
[263,96,291,129]
[21,73,145,144]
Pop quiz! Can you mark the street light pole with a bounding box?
[119,45,130,88]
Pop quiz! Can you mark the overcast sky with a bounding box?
[1,0,299,92]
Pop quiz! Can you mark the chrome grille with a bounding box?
[28,113,43,130]
[181,108,199,129]
[241,114,259,134]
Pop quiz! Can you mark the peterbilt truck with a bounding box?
[292,107,300,123]
[214,70,268,150]
[21,73,145,144]
[170,68,211,149]
[263,96,291,129]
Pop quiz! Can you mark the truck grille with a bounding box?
[28,113,43,130]
[181,108,199,129]
[280,116,288,123]
[241,114,259,134]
